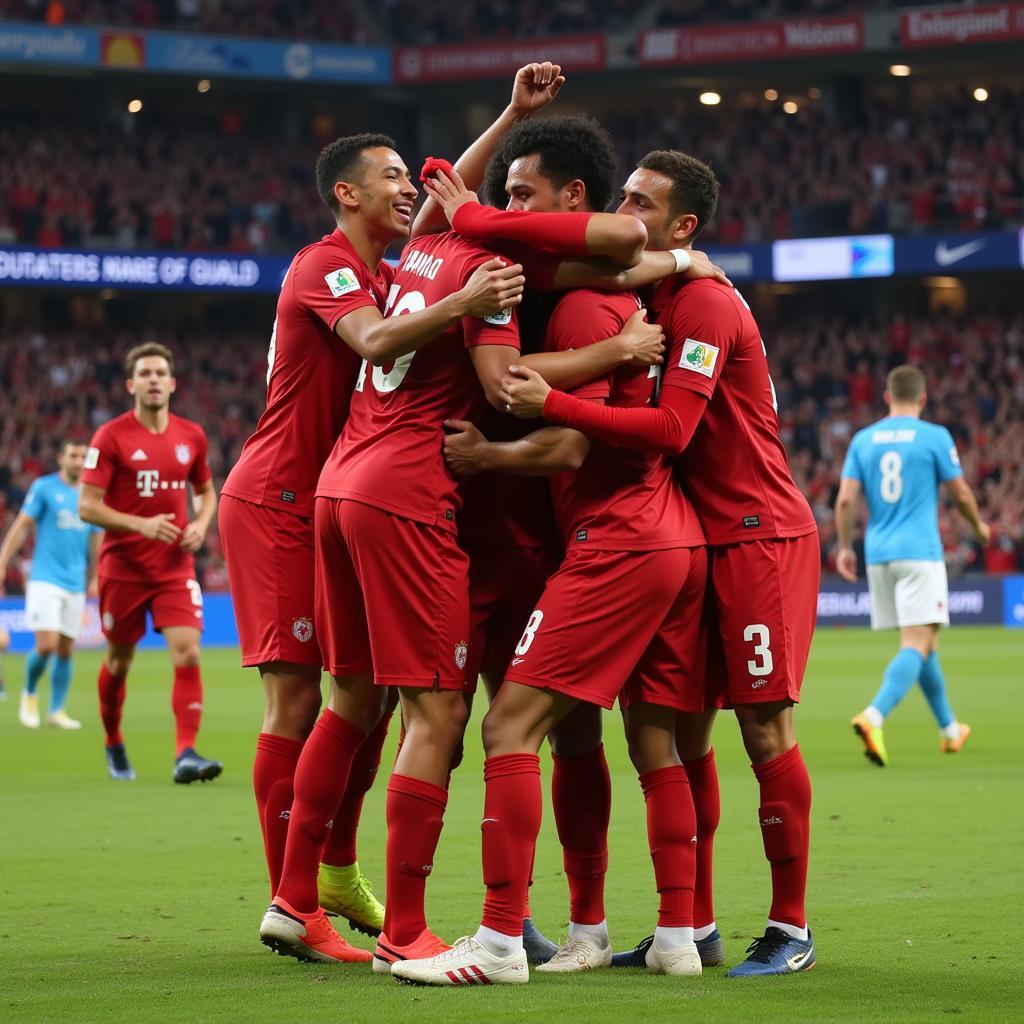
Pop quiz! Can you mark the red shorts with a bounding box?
[98,575,204,647]
[219,495,320,668]
[315,498,470,689]
[703,533,820,707]
[466,542,557,692]
[505,545,707,711]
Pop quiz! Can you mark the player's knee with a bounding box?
[107,648,133,676]
[36,639,58,657]
[171,644,201,667]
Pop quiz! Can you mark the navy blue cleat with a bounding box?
[611,931,725,969]
[106,742,137,781]
[173,747,223,784]
[522,917,558,965]
[727,927,815,977]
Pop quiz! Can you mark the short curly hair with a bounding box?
[483,114,617,212]
[638,150,719,242]
[315,133,398,214]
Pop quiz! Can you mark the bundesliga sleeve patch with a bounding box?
[482,308,513,326]
[324,266,361,298]
[679,338,720,378]
[84,447,100,469]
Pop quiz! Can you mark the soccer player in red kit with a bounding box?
[79,343,220,785]
[500,152,820,978]
[220,135,521,951]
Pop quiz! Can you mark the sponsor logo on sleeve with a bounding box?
[679,338,720,378]
[84,447,100,469]
[324,266,361,297]
[950,445,961,467]
[482,307,512,326]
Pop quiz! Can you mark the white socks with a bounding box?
[569,919,610,948]
[768,918,809,942]
[941,722,962,740]
[693,922,717,942]
[654,926,694,950]
[864,706,884,728]
[474,924,523,958]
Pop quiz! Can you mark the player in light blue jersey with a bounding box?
[834,365,989,765]
[0,439,101,729]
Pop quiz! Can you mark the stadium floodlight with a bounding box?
[764,88,779,101]
[700,92,721,106]
[197,79,212,93]
[889,64,911,77]
[783,100,798,114]
[127,99,143,114]
[973,87,988,102]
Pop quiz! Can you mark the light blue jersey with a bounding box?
[21,473,98,592]
[841,415,963,564]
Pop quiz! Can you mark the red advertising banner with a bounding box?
[395,34,606,83]
[638,15,863,66]
[899,3,1024,47]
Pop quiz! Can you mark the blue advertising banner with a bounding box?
[704,244,772,283]
[0,20,99,65]
[1002,575,1024,628]
[816,577,1007,627]
[893,231,1023,274]
[0,246,290,293]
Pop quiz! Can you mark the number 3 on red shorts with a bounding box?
[743,623,773,677]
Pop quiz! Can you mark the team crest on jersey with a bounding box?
[175,444,191,465]
[325,266,360,298]
[482,308,512,326]
[680,339,719,378]
[291,617,314,644]
[454,641,468,670]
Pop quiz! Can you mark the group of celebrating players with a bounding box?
[53,61,821,984]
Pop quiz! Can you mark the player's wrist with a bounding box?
[669,248,692,275]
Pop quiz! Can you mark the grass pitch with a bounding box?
[1,627,1021,1023]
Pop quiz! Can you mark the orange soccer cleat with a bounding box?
[941,723,972,753]
[372,928,451,975]
[260,898,373,964]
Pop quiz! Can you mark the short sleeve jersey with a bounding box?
[317,231,520,533]
[653,277,816,545]
[547,288,705,552]
[21,473,98,591]
[841,415,962,564]
[82,412,212,581]
[222,230,394,518]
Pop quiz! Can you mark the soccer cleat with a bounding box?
[173,747,223,784]
[260,900,372,964]
[727,927,815,977]
[105,742,137,781]
[522,916,558,965]
[645,938,702,977]
[317,862,384,936]
[46,710,82,730]
[372,928,450,975]
[941,723,971,753]
[535,935,612,973]
[19,692,40,729]
[851,712,888,766]
[611,931,725,969]
[391,935,529,986]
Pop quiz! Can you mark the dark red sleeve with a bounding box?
[543,384,708,455]
[452,203,591,257]
[661,286,741,400]
[293,249,382,332]
[81,424,116,491]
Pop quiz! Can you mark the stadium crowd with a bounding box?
[1,310,1021,595]
[3,83,1021,255]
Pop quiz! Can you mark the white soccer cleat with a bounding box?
[19,692,40,729]
[535,936,612,973]
[391,935,529,986]
[46,710,82,730]
[645,939,702,977]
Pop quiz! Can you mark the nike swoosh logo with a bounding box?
[787,951,810,969]
[934,239,986,266]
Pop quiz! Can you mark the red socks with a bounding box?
[752,744,812,929]
[552,745,611,924]
[322,710,392,867]
[383,774,448,945]
[275,710,367,914]
[98,664,127,747]
[683,748,721,930]
[253,733,303,896]
[451,203,592,256]
[481,754,542,937]
[171,664,203,756]
[639,766,696,928]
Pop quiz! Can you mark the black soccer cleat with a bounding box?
[522,916,559,965]
[173,747,223,784]
[611,930,725,969]
[106,742,137,781]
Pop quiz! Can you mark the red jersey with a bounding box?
[221,229,393,518]
[82,411,212,581]
[317,231,520,533]
[653,278,816,545]
[547,289,704,551]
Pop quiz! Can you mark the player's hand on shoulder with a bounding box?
[685,249,732,288]
[458,257,525,318]
[836,546,858,583]
[139,513,181,544]
[179,522,206,553]
[499,365,550,419]
[442,420,489,478]
[510,62,565,117]
[618,308,665,367]
[421,166,480,226]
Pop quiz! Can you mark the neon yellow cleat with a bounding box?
[941,723,971,753]
[851,713,889,766]
[317,862,384,937]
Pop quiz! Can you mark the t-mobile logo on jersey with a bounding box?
[136,470,187,497]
